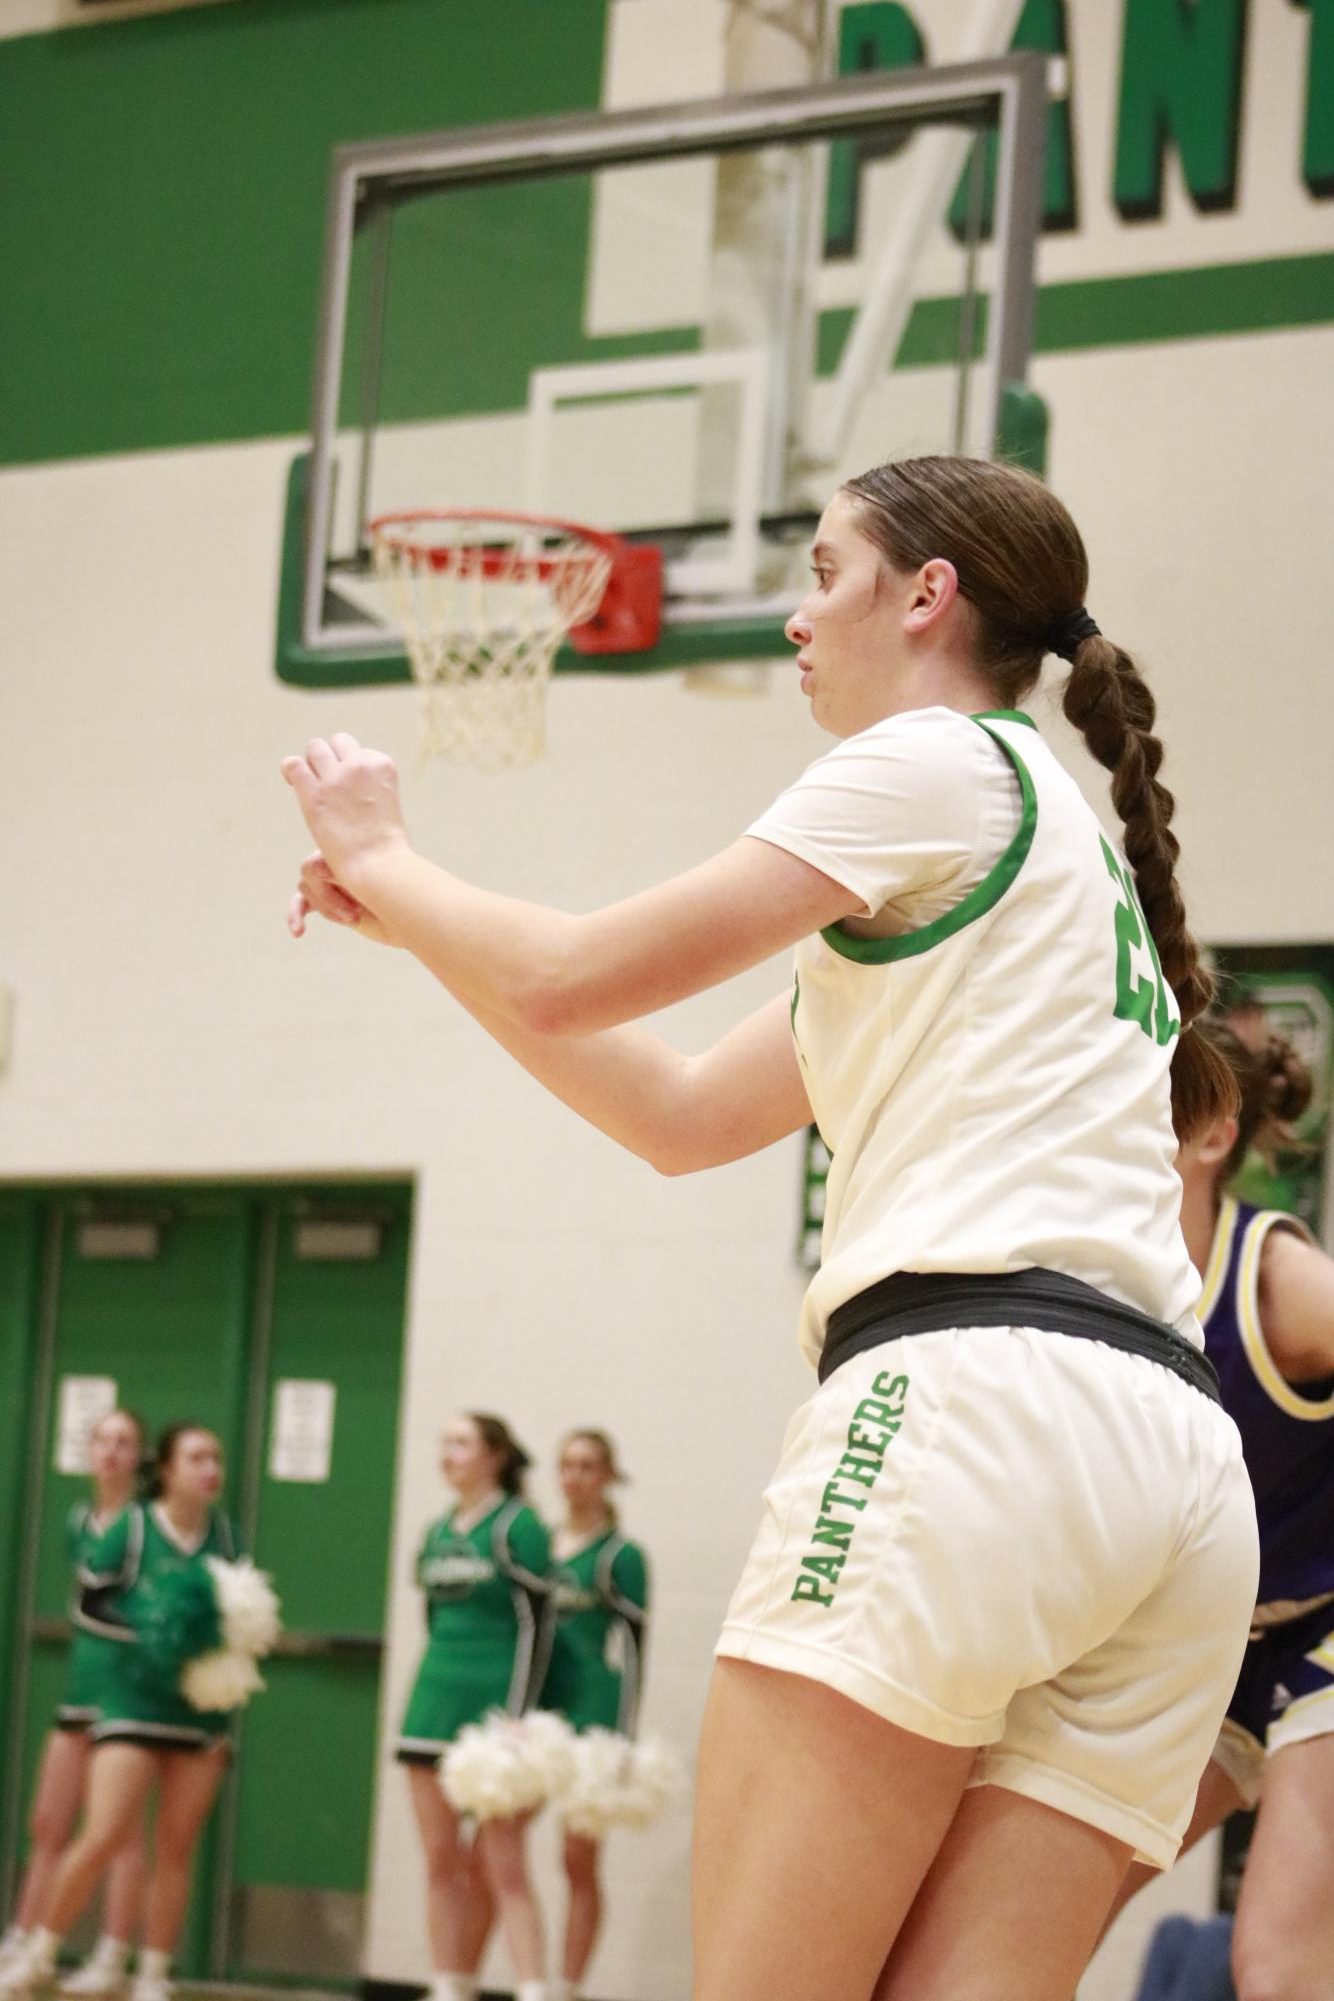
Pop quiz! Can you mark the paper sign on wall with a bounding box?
[55,1376,118,1475]
[269,1379,336,1483]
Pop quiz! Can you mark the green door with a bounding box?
[0,1182,411,1985]
[2,1190,255,1970]
[0,1194,46,1880]
[219,1187,411,1983]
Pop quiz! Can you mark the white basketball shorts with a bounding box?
[716,1323,1259,1867]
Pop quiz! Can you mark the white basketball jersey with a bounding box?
[754,708,1200,1371]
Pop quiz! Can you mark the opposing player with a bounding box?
[283,453,1259,2001]
[541,1430,649,2001]
[0,1411,149,1997]
[395,1414,551,2001]
[1102,1015,1334,1999]
[0,1425,237,2001]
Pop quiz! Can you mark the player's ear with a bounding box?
[902,559,959,635]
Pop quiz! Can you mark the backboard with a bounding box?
[276,53,1047,690]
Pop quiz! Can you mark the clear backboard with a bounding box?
[276,53,1047,690]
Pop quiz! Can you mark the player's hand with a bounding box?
[288,852,395,946]
[281,734,408,884]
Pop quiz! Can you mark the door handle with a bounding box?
[272,1630,384,1659]
[31,1618,383,1659]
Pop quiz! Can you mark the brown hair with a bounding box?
[560,1428,627,1523]
[841,454,1235,1135]
[146,1420,221,1500]
[91,1406,149,1454]
[1194,1015,1313,1180]
[561,1428,626,1480]
[90,1407,150,1496]
[468,1413,532,1495]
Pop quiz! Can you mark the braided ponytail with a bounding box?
[1060,633,1235,1136]
[842,454,1235,1138]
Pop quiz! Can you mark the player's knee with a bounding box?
[78,1823,130,1872]
[27,1800,65,1850]
[562,1834,600,1889]
[422,1832,462,1882]
[479,1834,529,1899]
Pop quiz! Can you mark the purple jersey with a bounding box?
[1201,1196,1334,1611]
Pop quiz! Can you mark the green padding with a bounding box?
[996,383,1050,476]
[0,0,610,467]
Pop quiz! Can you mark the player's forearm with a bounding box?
[449,992,695,1172]
[343,844,583,1031]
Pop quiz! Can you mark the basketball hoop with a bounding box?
[368,509,662,773]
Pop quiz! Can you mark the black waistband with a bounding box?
[819,1268,1220,1403]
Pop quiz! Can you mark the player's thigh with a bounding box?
[28,1729,90,1844]
[405,1762,466,1871]
[874,1785,1132,2001]
[692,1658,976,2001]
[82,1745,158,1849]
[153,1745,228,1856]
[1103,1755,1246,1934]
[1232,1731,1334,1992]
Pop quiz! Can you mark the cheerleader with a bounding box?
[541,1430,649,2001]
[395,1413,552,2001]
[1103,1016,1334,1999]
[0,1424,238,2001]
[0,1411,148,1996]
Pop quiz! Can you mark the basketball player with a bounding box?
[283,454,1258,2001]
[1101,1015,1334,1999]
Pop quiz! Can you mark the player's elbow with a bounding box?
[510,970,590,1037]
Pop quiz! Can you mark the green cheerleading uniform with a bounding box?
[56,1502,132,1732]
[541,1529,649,1737]
[395,1496,552,1767]
[79,1500,237,1752]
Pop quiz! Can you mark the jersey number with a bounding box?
[1100,836,1175,1046]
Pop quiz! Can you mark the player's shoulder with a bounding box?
[836,702,990,759]
[1256,1219,1334,1381]
[812,704,1025,795]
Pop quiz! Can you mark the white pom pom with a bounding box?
[561,1728,633,1840]
[616,1736,685,1829]
[442,1711,577,1822]
[206,1558,281,1658]
[560,1730,684,1837]
[516,1711,578,1799]
[181,1648,265,1713]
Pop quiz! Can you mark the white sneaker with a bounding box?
[128,1977,171,2001]
[0,1948,53,1998]
[57,1964,126,1999]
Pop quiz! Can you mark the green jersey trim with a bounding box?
[970,709,1037,730]
[818,720,1038,965]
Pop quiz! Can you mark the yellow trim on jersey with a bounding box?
[1308,1640,1334,1676]
[1237,1209,1334,1422]
[1272,1681,1334,1730]
[1198,1195,1239,1325]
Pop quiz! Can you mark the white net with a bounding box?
[370,512,614,773]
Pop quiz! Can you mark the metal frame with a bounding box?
[296,53,1046,670]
